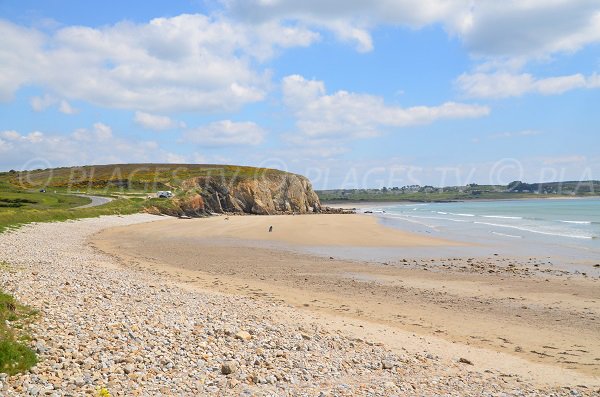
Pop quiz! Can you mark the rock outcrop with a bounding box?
[155,172,321,217]
[11,162,324,218]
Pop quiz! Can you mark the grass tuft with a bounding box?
[0,289,37,375]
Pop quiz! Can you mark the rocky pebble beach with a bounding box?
[0,215,595,396]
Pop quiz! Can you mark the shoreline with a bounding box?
[1,214,598,395]
[93,215,600,387]
[323,195,600,207]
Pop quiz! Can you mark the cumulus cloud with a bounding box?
[0,124,181,169]
[30,95,56,112]
[282,74,489,138]
[0,15,319,112]
[0,130,45,144]
[58,100,77,115]
[452,0,600,58]
[72,123,113,142]
[181,120,266,146]
[0,22,44,102]
[222,0,600,58]
[223,0,463,52]
[30,94,78,114]
[456,71,600,98]
[134,111,185,131]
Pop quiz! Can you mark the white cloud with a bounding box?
[489,129,542,139]
[30,94,77,114]
[0,124,182,169]
[456,71,599,98]
[1,130,45,143]
[223,0,600,58]
[0,15,319,112]
[58,100,77,114]
[93,123,113,141]
[134,111,185,131]
[72,123,113,142]
[0,138,9,153]
[0,130,21,141]
[223,0,463,52]
[324,21,373,53]
[30,94,56,112]
[181,120,266,146]
[451,0,600,58]
[282,74,489,138]
[0,22,44,102]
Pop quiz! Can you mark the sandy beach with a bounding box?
[98,213,459,247]
[3,215,593,396]
[92,214,600,390]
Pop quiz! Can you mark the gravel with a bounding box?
[0,215,594,396]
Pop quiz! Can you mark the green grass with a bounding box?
[0,191,90,210]
[0,198,149,233]
[0,285,37,375]
[4,163,288,194]
[0,183,110,232]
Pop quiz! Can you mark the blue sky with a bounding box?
[0,0,599,188]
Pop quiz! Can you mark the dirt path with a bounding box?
[74,194,114,208]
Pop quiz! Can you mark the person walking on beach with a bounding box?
[269,225,273,232]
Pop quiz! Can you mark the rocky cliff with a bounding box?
[9,163,324,217]
[152,172,322,217]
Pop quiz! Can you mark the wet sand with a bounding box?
[92,214,600,387]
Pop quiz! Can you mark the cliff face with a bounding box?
[164,172,321,216]
[9,163,324,217]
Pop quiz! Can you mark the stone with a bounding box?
[382,360,394,369]
[221,361,238,375]
[384,381,396,389]
[0,214,574,397]
[235,331,252,341]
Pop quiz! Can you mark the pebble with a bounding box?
[0,214,592,396]
[221,361,237,375]
[235,330,252,341]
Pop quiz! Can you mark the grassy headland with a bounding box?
[6,163,286,194]
[0,164,291,231]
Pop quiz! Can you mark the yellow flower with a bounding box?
[97,387,111,397]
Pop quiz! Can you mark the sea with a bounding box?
[308,198,600,273]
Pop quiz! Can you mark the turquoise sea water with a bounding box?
[377,198,600,240]
[360,198,600,267]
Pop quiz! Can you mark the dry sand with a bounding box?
[111,213,459,247]
[93,214,600,388]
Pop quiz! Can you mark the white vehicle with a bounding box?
[157,190,173,198]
